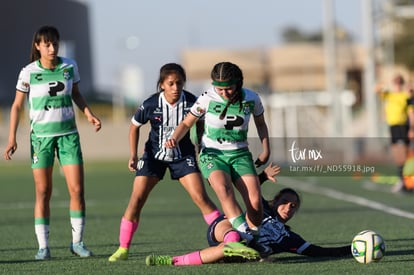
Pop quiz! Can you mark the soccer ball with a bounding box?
[351,230,385,264]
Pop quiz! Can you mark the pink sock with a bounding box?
[203,209,221,225]
[119,217,138,248]
[223,230,240,243]
[172,251,203,266]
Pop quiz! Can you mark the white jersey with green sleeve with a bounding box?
[190,86,264,150]
[16,57,79,137]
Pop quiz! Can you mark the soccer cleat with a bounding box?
[70,241,93,257]
[35,248,51,260]
[223,242,260,260]
[145,254,173,266]
[108,247,129,262]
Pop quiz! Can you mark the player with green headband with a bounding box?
[166,62,270,254]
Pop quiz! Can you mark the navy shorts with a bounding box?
[135,154,200,180]
[206,214,226,246]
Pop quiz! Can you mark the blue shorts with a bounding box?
[135,154,200,180]
[206,214,226,246]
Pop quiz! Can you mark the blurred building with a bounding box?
[181,43,364,100]
[181,48,268,93]
[0,0,93,107]
[181,43,367,160]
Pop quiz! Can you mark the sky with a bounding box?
[77,0,367,97]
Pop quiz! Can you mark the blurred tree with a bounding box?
[394,18,414,70]
[392,0,414,70]
[281,26,322,42]
[280,25,353,43]
[394,0,414,6]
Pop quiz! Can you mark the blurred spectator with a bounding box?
[376,74,414,192]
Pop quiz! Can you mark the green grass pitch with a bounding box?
[1,160,413,274]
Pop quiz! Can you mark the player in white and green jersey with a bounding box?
[166,61,270,241]
[3,26,102,260]
[16,57,79,137]
[191,85,264,150]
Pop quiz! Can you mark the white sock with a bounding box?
[70,217,85,244]
[35,224,49,249]
[228,215,249,233]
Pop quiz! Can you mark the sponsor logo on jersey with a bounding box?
[196,106,205,114]
[154,107,162,114]
[243,103,251,115]
[35,74,43,81]
[63,69,71,80]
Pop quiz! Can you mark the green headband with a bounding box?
[212,79,239,87]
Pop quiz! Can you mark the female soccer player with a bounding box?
[108,63,221,262]
[376,74,414,192]
[3,25,102,260]
[146,180,351,266]
[165,61,270,239]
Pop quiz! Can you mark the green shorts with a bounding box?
[30,132,83,169]
[199,147,257,181]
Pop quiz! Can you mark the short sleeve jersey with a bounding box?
[131,90,197,162]
[16,57,79,137]
[380,91,413,126]
[190,86,264,150]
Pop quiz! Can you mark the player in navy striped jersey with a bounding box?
[233,188,350,260]
[109,63,221,262]
[3,26,102,260]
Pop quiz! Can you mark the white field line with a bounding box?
[280,177,414,220]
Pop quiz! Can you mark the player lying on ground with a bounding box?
[146,166,351,265]
[145,162,279,265]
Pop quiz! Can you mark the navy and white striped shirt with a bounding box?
[259,197,311,255]
[131,90,197,162]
